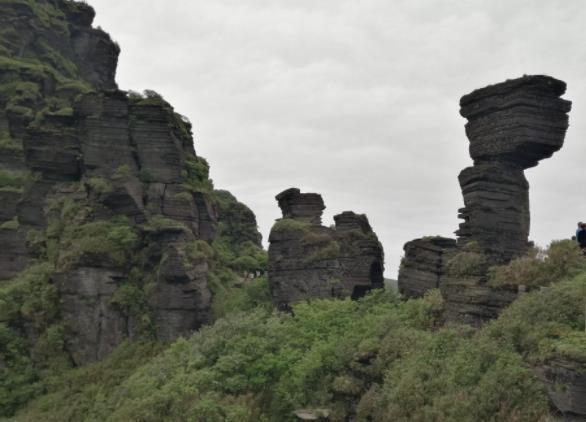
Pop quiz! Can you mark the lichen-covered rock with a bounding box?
[268,189,383,309]
[397,236,456,298]
[536,358,586,418]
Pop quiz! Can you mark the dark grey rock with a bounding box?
[397,236,457,298]
[268,189,384,309]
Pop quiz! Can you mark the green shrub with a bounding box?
[0,263,63,417]
[271,218,310,236]
[182,155,214,193]
[57,217,139,268]
[483,273,586,364]
[112,164,133,181]
[83,176,113,195]
[0,217,19,230]
[142,215,187,232]
[303,240,341,265]
[445,249,489,277]
[182,240,215,266]
[489,240,586,288]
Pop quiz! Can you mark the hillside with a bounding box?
[1,1,585,421]
[6,242,586,421]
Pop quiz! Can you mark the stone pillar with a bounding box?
[457,75,571,261]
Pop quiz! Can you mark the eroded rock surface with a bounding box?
[398,75,571,325]
[0,0,259,366]
[537,358,586,418]
[268,188,384,309]
[397,237,456,298]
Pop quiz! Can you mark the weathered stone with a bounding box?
[397,237,457,298]
[276,187,325,225]
[536,358,586,418]
[460,75,571,168]
[456,163,530,261]
[0,0,246,367]
[335,212,385,297]
[268,189,384,309]
[56,266,127,366]
[440,75,571,325]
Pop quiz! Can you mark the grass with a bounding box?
[270,218,310,237]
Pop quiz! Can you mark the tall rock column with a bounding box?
[456,75,572,262]
[441,75,572,324]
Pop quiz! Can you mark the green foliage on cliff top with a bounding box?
[271,218,310,236]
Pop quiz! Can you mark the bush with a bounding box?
[489,240,586,288]
[270,218,310,237]
[446,242,490,277]
[303,240,341,265]
[182,155,214,193]
[57,217,139,268]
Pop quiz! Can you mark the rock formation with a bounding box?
[398,75,571,324]
[442,75,572,324]
[0,0,263,365]
[456,75,571,261]
[537,358,586,419]
[397,237,457,298]
[268,188,384,309]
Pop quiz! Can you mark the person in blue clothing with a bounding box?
[577,222,583,239]
[577,223,586,251]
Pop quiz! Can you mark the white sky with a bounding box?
[92,0,586,278]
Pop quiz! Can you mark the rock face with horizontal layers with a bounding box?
[442,75,572,325]
[268,188,384,309]
[456,75,571,262]
[397,237,457,298]
[0,0,262,366]
[398,75,571,323]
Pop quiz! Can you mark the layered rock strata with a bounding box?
[268,188,384,309]
[397,75,571,324]
[442,75,572,324]
[0,0,262,365]
[397,237,457,298]
[456,75,571,262]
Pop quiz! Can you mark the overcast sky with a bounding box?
[93,0,586,278]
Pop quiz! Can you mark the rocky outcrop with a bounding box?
[268,188,384,309]
[397,75,571,324]
[440,75,572,325]
[0,0,260,366]
[536,358,586,419]
[456,75,571,262]
[397,237,456,298]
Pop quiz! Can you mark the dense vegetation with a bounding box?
[3,241,584,421]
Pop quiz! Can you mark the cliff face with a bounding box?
[0,0,263,367]
[267,188,384,309]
